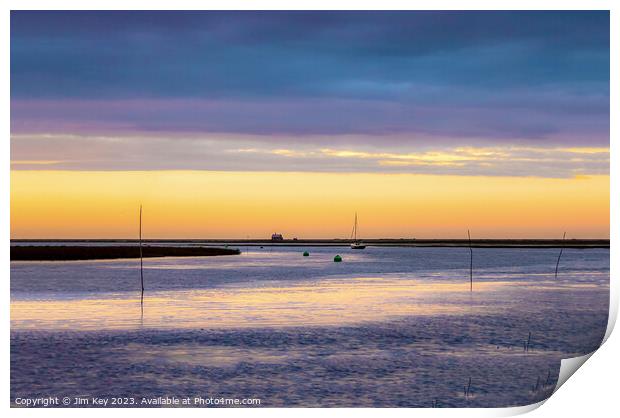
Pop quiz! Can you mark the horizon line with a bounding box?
[10,237,610,242]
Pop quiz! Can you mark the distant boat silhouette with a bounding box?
[350,212,366,249]
[271,233,284,241]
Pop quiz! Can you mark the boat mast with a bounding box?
[354,212,357,242]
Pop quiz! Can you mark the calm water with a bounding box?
[11,246,609,407]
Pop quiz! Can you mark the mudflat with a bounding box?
[10,245,240,261]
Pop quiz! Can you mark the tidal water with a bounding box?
[11,245,609,407]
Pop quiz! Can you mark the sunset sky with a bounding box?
[10,11,609,239]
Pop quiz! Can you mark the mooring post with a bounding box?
[139,205,144,303]
[468,229,473,292]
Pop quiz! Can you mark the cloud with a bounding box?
[10,11,609,100]
[9,11,609,171]
[11,11,609,140]
[10,133,609,178]
[10,93,609,144]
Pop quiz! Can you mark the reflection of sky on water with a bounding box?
[10,246,609,407]
[11,278,501,330]
[11,246,609,294]
[11,246,609,331]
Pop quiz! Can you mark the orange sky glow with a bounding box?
[10,170,609,239]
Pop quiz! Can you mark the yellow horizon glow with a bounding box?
[10,170,609,239]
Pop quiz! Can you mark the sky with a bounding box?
[10,11,610,238]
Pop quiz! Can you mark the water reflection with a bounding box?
[11,278,507,331]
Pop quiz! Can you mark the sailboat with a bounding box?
[350,212,366,249]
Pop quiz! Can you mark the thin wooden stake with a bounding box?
[468,229,473,292]
[526,331,532,352]
[139,205,144,302]
[555,232,566,279]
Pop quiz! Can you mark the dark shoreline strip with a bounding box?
[11,246,241,261]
